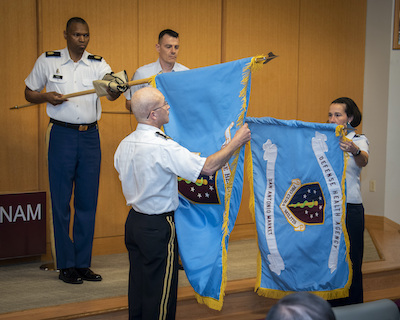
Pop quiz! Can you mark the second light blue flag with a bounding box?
[246,117,351,300]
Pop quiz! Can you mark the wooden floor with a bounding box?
[1,215,400,320]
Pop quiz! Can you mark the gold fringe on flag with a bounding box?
[148,75,157,88]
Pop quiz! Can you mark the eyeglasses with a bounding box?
[146,101,169,119]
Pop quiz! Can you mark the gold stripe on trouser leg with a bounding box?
[45,123,57,270]
[159,216,175,320]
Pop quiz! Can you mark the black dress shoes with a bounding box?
[59,268,83,284]
[76,268,102,281]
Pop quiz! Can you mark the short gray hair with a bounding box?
[131,87,163,122]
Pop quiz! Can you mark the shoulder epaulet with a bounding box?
[45,51,61,57]
[88,55,103,61]
[155,132,172,140]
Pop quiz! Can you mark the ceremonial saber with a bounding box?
[10,77,152,110]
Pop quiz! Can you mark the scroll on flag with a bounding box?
[152,56,266,310]
[246,117,351,300]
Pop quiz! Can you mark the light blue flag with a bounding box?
[246,117,351,300]
[154,56,265,310]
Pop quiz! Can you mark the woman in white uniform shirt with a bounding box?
[328,97,369,306]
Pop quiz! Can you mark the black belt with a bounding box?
[130,208,174,217]
[50,118,97,131]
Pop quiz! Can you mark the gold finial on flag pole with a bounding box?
[255,52,278,64]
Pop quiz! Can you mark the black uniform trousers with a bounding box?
[330,203,365,307]
[125,208,179,320]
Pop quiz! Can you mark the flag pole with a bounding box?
[10,77,152,110]
[10,53,278,110]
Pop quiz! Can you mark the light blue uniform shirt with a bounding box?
[124,59,189,100]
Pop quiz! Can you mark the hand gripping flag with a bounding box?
[246,117,351,300]
[153,56,265,310]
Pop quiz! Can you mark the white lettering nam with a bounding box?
[0,204,42,223]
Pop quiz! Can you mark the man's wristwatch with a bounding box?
[354,148,361,156]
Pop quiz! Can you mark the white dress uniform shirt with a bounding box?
[345,131,369,204]
[25,47,112,124]
[114,123,206,214]
[124,59,189,100]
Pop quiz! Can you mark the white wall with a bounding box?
[385,7,400,224]
[362,0,400,225]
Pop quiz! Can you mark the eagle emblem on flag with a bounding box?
[280,179,325,231]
